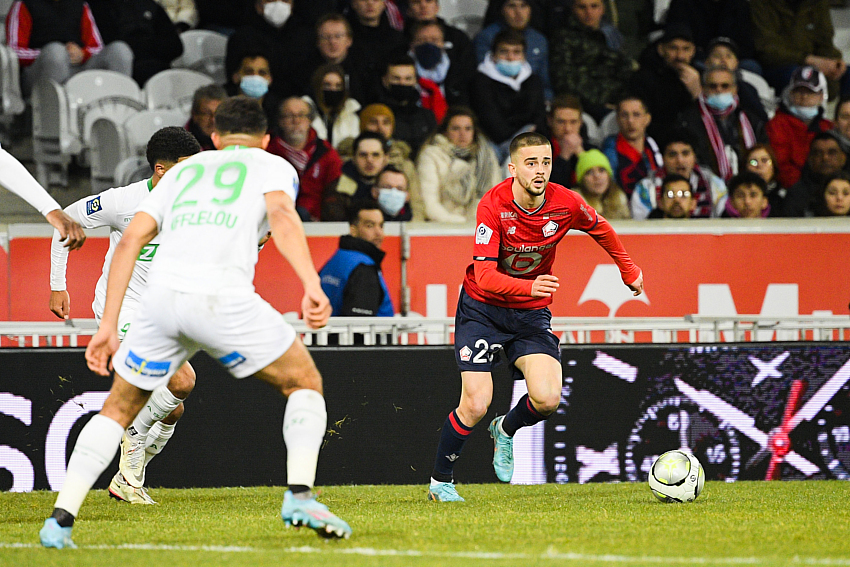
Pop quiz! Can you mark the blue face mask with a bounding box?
[495,59,522,78]
[240,75,269,99]
[790,104,819,121]
[705,92,735,111]
[377,188,407,217]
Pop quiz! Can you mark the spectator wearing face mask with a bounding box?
[408,20,475,108]
[471,29,546,163]
[225,0,314,98]
[766,65,833,189]
[676,66,767,181]
[226,51,281,128]
[304,63,361,149]
[378,54,438,155]
[371,165,412,221]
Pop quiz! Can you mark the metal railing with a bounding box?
[2,315,847,348]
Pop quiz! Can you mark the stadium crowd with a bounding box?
[5,0,850,221]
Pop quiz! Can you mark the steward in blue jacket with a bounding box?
[320,234,394,317]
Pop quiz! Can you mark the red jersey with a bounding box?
[463,178,641,309]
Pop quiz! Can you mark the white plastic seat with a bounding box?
[31,78,72,187]
[64,70,145,154]
[740,69,777,119]
[123,108,188,156]
[597,110,618,143]
[172,29,227,84]
[114,155,152,187]
[0,45,24,116]
[440,0,487,36]
[144,68,213,113]
[582,112,602,147]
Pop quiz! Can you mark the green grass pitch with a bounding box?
[2,482,849,566]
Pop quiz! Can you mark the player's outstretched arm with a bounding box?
[45,209,86,251]
[265,191,331,329]
[85,212,158,375]
[586,217,643,295]
[48,199,95,319]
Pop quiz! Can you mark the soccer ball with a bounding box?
[648,450,705,503]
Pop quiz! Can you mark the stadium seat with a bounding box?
[31,78,72,187]
[90,108,185,191]
[144,68,213,114]
[597,110,618,142]
[440,0,487,36]
[172,29,228,85]
[582,112,602,147]
[740,69,777,119]
[114,155,152,187]
[0,44,24,145]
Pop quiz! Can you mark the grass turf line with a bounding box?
[1,482,849,567]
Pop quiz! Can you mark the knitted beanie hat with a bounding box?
[359,104,395,132]
[575,149,613,184]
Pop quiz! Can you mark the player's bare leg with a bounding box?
[429,371,493,502]
[111,361,196,504]
[489,354,562,482]
[253,338,351,539]
[41,374,151,548]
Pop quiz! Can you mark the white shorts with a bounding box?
[112,285,296,391]
[93,297,140,342]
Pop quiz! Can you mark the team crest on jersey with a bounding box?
[507,226,516,235]
[542,220,558,237]
[476,223,493,244]
[459,346,472,362]
[86,196,102,215]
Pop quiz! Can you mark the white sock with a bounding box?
[55,414,124,517]
[143,421,175,466]
[127,385,182,441]
[282,389,327,488]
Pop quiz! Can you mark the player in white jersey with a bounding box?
[48,127,202,505]
[40,97,351,549]
[0,143,86,249]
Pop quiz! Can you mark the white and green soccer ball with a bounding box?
[648,450,705,503]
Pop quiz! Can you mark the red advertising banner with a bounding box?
[5,223,850,322]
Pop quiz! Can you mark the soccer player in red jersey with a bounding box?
[428,132,644,502]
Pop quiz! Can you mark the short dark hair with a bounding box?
[377,164,407,186]
[316,12,352,37]
[146,126,201,169]
[549,94,582,116]
[353,130,388,154]
[409,19,444,40]
[616,94,649,114]
[191,84,227,114]
[347,200,384,225]
[661,173,691,192]
[727,170,768,196]
[509,131,550,159]
[835,95,850,120]
[214,96,268,136]
[384,53,417,77]
[492,28,526,53]
[663,129,696,152]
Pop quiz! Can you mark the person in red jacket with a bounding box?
[766,65,833,188]
[266,96,343,221]
[6,0,133,94]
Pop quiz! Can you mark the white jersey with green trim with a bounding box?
[49,179,159,318]
[139,145,298,295]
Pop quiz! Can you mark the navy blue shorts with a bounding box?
[454,288,561,377]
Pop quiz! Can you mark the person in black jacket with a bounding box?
[87,0,183,85]
[378,54,438,155]
[471,28,546,162]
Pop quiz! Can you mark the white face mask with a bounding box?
[264,1,291,28]
[377,188,407,217]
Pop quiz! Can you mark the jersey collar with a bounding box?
[147,178,153,192]
[513,199,546,215]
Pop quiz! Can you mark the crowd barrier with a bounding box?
[1,219,849,324]
[1,343,848,491]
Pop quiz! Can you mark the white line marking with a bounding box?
[3,542,849,565]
